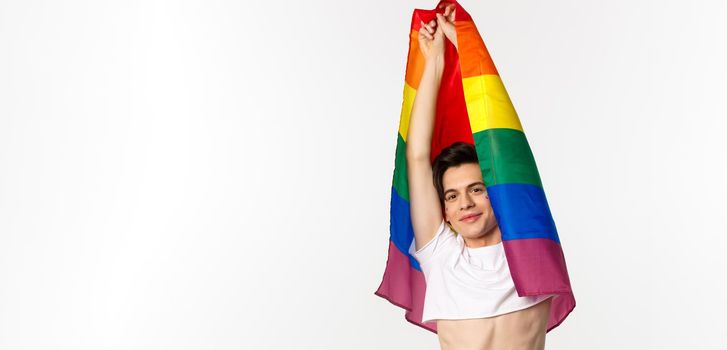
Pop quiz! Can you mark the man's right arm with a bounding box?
[406,57,445,252]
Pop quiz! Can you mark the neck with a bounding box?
[463,225,502,248]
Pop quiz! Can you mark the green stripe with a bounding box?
[392,133,410,201]
[473,128,543,187]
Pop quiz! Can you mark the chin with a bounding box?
[455,223,483,237]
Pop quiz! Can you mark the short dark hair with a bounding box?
[432,142,480,205]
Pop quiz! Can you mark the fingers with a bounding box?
[436,13,452,29]
[419,19,438,40]
[443,5,455,22]
[443,3,455,21]
[419,21,432,40]
[438,2,453,10]
[424,19,436,33]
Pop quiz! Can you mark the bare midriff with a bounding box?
[436,297,552,350]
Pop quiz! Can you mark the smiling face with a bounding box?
[441,162,498,240]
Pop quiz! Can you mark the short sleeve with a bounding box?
[410,219,453,263]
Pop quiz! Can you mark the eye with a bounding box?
[446,194,456,201]
[472,187,483,193]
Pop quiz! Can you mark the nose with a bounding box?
[460,193,475,210]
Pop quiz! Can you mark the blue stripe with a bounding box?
[390,186,422,271]
[487,183,560,243]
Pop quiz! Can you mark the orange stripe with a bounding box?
[456,20,499,78]
[404,29,425,90]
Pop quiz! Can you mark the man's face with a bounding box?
[442,163,497,239]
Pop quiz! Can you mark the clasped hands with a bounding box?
[418,2,457,62]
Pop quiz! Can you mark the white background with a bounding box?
[1,0,726,349]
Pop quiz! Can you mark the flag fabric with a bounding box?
[374,0,576,334]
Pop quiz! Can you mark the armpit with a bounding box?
[410,219,453,263]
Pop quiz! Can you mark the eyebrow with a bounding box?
[444,182,486,195]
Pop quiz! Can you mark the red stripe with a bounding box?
[430,35,474,163]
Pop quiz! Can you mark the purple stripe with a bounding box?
[503,238,576,331]
[375,240,438,333]
[547,291,576,332]
[377,238,575,333]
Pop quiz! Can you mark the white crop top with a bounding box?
[410,219,556,323]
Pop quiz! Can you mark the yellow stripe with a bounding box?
[398,82,416,142]
[463,74,524,133]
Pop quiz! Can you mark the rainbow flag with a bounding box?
[375,0,576,333]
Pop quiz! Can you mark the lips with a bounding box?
[460,213,482,223]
